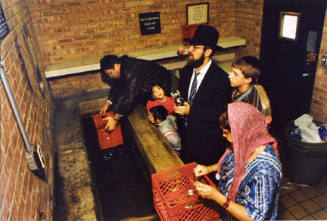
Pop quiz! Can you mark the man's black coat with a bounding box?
[178,61,232,165]
[106,56,172,116]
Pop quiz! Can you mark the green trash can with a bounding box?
[284,120,327,185]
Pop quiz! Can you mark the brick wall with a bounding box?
[310,9,327,122]
[49,71,109,98]
[28,0,236,68]
[30,0,243,99]
[235,0,263,58]
[0,1,54,220]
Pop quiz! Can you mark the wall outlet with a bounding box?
[26,145,46,180]
[37,145,45,168]
[25,145,45,170]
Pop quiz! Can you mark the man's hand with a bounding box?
[104,116,117,132]
[100,102,110,115]
[174,102,190,116]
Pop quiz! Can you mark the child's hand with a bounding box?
[147,110,155,124]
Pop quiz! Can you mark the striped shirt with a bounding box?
[217,144,282,221]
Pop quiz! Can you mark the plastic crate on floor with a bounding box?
[151,162,220,221]
[92,112,124,150]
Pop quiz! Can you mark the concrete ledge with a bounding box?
[54,97,99,220]
[78,97,107,115]
[45,36,245,78]
[218,36,246,49]
[157,52,235,73]
[127,105,184,174]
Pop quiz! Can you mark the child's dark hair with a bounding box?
[219,111,230,131]
[149,105,168,121]
[149,85,166,101]
[232,56,261,84]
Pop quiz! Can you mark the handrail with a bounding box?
[0,64,34,152]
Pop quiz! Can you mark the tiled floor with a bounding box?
[278,172,327,220]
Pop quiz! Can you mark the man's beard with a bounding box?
[186,53,205,68]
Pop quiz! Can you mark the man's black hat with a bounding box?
[189,25,219,50]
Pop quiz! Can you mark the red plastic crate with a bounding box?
[92,112,124,150]
[151,162,220,221]
[92,112,113,129]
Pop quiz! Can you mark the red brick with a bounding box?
[0,122,10,152]
[17,198,26,221]
[0,160,9,199]
[4,175,15,208]
[9,197,19,221]
[0,195,10,221]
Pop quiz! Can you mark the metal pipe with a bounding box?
[0,65,33,152]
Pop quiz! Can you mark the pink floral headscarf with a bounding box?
[217,102,278,201]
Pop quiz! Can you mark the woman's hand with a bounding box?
[195,182,219,201]
[194,165,210,178]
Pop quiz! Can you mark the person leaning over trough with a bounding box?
[174,24,231,165]
[99,54,172,131]
[229,56,272,125]
[147,105,181,155]
[193,102,282,221]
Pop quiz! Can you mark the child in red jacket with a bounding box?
[146,85,175,115]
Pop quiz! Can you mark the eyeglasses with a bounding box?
[188,45,205,50]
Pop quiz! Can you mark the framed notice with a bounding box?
[186,2,209,25]
[139,12,161,35]
[279,11,301,41]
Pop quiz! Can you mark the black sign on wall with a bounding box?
[139,12,161,36]
[0,5,9,41]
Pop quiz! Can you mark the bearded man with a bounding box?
[174,25,232,165]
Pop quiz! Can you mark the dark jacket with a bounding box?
[107,56,171,116]
[178,61,232,165]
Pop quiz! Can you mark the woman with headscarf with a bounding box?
[193,102,282,221]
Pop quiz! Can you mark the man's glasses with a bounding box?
[188,45,205,50]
